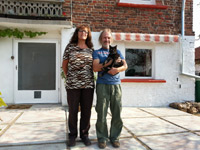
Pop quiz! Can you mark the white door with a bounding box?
[14,40,59,103]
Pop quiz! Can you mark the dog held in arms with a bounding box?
[99,45,123,77]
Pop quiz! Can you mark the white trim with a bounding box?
[123,46,155,79]
[14,38,60,103]
[119,0,156,5]
[0,18,72,29]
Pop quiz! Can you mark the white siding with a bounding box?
[0,38,14,104]
[1,28,195,106]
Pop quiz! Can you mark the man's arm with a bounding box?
[108,59,128,75]
[93,59,113,72]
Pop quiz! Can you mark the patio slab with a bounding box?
[162,115,200,131]
[30,104,65,111]
[121,107,154,118]
[16,111,65,123]
[0,124,8,135]
[138,132,200,150]
[196,132,200,136]
[0,143,67,150]
[70,137,147,150]
[140,107,192,117]
[89,119,132,140]
[0,112,21,124]
[90,107,98,120]
[123,117,186,136]
[0,122,66,146]
[1,105,200,150]
[66,107,111,121]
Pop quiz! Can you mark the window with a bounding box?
[31,0,64,2]
[18,43,56,90]
[125,49,152,77]
[119,0,156,5]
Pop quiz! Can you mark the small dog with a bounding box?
[99,45,123,77]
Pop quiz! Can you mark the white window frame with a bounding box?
[121,46,155,79]
[119,0,156,5]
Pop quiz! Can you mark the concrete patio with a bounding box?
[0,104,200,150]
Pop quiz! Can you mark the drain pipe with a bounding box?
[181,0,200,79]
[70,0,72,22]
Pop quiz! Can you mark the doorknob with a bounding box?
[16,65,17,70]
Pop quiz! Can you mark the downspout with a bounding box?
[70,0,72,22]
[181,0,200,79]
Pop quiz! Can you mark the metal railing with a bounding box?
[0,0,64,17]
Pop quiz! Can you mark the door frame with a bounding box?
[13,39,61,104]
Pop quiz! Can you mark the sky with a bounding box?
[193,0,200,47]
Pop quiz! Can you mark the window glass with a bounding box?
[18,43,56,90]
[125,49,152,77]
[119,0,156,5]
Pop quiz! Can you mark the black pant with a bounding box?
[67,88,94,139]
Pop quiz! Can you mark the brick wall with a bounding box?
[63,0,194,35]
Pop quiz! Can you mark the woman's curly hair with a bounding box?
[69,25,93,49]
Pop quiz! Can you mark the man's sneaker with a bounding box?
[98,142,106,149]
[111,141,120,148]
[67,138,76,147]
[81,137,91,146]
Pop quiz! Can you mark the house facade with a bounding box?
[0,0,197,106]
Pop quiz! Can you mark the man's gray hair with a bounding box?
[98,28,113,45]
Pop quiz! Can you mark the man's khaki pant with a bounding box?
[95,84,123,143]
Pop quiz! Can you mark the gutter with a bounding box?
[181,0,200,79]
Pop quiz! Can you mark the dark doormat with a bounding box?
[6,104,32,109]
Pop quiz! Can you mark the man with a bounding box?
[93,28,128,149]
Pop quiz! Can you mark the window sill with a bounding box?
[117,3,168,9]
[121,79,166,83]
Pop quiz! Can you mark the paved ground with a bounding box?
[0,104,200,150]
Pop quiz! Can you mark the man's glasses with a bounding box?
[78,30,88,34]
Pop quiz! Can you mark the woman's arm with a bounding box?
[62,59,69,77]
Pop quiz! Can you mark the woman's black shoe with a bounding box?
[67,138,76,147]
[82,137,91,146]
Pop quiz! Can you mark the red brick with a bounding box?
[62,0,194,35]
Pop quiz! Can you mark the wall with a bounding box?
[60,29,101,106]
[115,36,195,106]
[60,28,195,106]
[0,38,14,104]
[61,0,195,106]
[118,37,195,107]
[61,28,74,106]
[63,0,194,35]
[0,27,195,106]
[0,30,61,104]
[182,36,196,74]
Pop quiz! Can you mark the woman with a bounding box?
[62,25,94,147]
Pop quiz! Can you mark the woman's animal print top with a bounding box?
[63,44,94,89]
